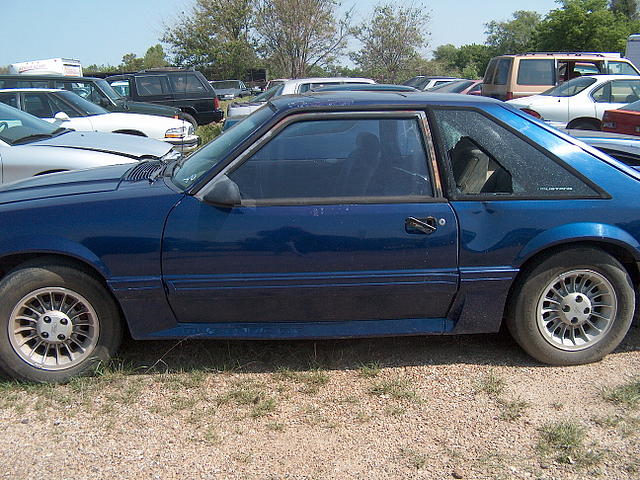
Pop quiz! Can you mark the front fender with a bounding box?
[0,234,110,278]
[516,222,640,265]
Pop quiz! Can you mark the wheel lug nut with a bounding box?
[57,334,66,341]
[571,317,579,324]
[584,308,590,314]
[576,296,582,303]
[562,305,570,312]
[41,332,49,338]
[43,316,51,323]
[60,319,68,325]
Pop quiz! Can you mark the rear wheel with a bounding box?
[507,248,634,365]
[0,260,122,383]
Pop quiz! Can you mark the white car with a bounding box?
[0,101,179,184]
[0,88,199,151]
[506,74,640,130]
[227,77,376,117]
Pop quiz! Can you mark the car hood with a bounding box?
[0,163,135,205]
[31,131,173,159]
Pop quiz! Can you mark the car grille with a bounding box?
[123,160,162,181]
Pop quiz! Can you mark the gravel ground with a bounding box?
[1,325,639,480]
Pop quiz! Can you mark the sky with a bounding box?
[1,0,559,68]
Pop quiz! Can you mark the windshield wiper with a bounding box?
[12,133,54,145]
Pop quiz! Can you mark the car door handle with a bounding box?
[405,216,437,234]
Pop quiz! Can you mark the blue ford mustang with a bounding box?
[1,92,639,383]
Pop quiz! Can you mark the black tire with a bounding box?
[182,113,198,130]
[506,248,634,365]
[0,259,122,383]
[570,119,600,131]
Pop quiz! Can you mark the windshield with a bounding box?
[620,98,640,111]
[541,77,597,97]
[95,79,122,101]
[429,80,475,93]
[403,76,424,87]
[57,90,108,115]
[0,101,65,145]
[212,81,240,90]
[252,85,282,102]
[172,105,275,189]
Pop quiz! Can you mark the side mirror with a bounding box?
[199,175,241,207]
[53,111,70,122]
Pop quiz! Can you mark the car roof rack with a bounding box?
[521,52,621,58]
[138,67,196,73]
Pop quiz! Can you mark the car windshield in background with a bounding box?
[0,102,64,145]
[619,99,640,111]
[95,79,122,102]
[172,105,275,190]
[429,80,475,93]
[541,76,597,97]
[57,90,109,115]
[252,86,282,102]
[211,81,240,89]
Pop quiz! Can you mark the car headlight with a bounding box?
[165,126,188,138]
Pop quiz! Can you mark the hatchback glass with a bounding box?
[541,77,597,97]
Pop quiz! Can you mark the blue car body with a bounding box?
[1,92,639,347]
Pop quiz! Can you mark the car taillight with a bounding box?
[214,97,220,110]
[505,91,514,101]
[520,108,541,119]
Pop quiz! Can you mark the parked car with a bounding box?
[0,88,199,150]
[427,79,482,95]
[105,68,224,127]
[0,74,183,121]
[506,75,640,130]
[1,91,640,382]
[311,84,418,92]
[265,78,288,90]
[564,128,640,167]
[601,99,640,136]
[403,76,461,91]
[227,77,375,117]
[209,80,250,100]
[482,52,640,101]
[0,101,178,183]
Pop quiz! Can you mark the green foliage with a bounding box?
[119,44,170,72]
[162,0,257,78]
[255,0,350,78]
[602,378,640,408]
[534,0,640,53]
[433,43,493,79]
[611,0,639,19]
[485,10,542,54]
[351,3,430,83]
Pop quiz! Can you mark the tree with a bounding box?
[120,53,144,71]
[485,10,541,54]
[351,3,430,83]
[610,0,639,19]
[162,0,257,78]
[534,0,640,52]
[254,0,350,78]
[432,43,493,79]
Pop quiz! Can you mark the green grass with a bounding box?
[537,420,601,467]
[358,361,381,378]
[369,378,420,402]
[602,379,640,409]
[476,370,506,397]
[273,368,330,395]
[216,379,276,418]
[497,397,530,421]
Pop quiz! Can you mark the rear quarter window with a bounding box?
[483,59,498,84]
[494,58,512,86]
[517,59,555,86]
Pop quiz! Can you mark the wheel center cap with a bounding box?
[560,293,592,326]
[36,311,73,344]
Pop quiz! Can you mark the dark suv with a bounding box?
[0,74,183,120]
[105,69,224,126]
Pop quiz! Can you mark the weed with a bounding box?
[273,368,330,394]
[537,420,602,467]
[602,379,640,409]
[267,421,285,431]
[476,370,506,397]
[385,405,407,417]
[251,397,277,418]
[358,361,381,378]
[216,379,276,418]
[398,447,427,470]
[497,397,530,421]
[369,378,420,402]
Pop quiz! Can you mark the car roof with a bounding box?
[282,77,375,86]
[267,91,501,114]
[0,88,64,93]
[312,84,418,92]
[580,74,640,82]
[0,74,102,81]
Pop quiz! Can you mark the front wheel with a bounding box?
[507,248,634,365]
[0,259,122,383]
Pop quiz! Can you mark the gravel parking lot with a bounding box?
[1,324,639,480]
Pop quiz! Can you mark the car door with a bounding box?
[592,79,640,120]
[162,111,460,329]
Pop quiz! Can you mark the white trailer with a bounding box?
[8,58,83,76]
[626,35,640,71]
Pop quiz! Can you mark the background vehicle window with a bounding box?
[592,79,640,103]
[432,109,598,198]
[0,93,18,108]
[606,61,639,75]
[0,79,48,89]
[541,76,596,97]
[47,94,81,117]
[22,94,55,118]
[168,74,207,93]
[228,117,433,200]
[483,59,498,84]
[493,58,512,86]
[110,81,130,97]
[517,59,555,85]
[135,75,171,96]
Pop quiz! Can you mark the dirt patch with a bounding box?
[1,326,639,480]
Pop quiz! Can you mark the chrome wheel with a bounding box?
[9,287,100,370]
[536,269,617,351]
